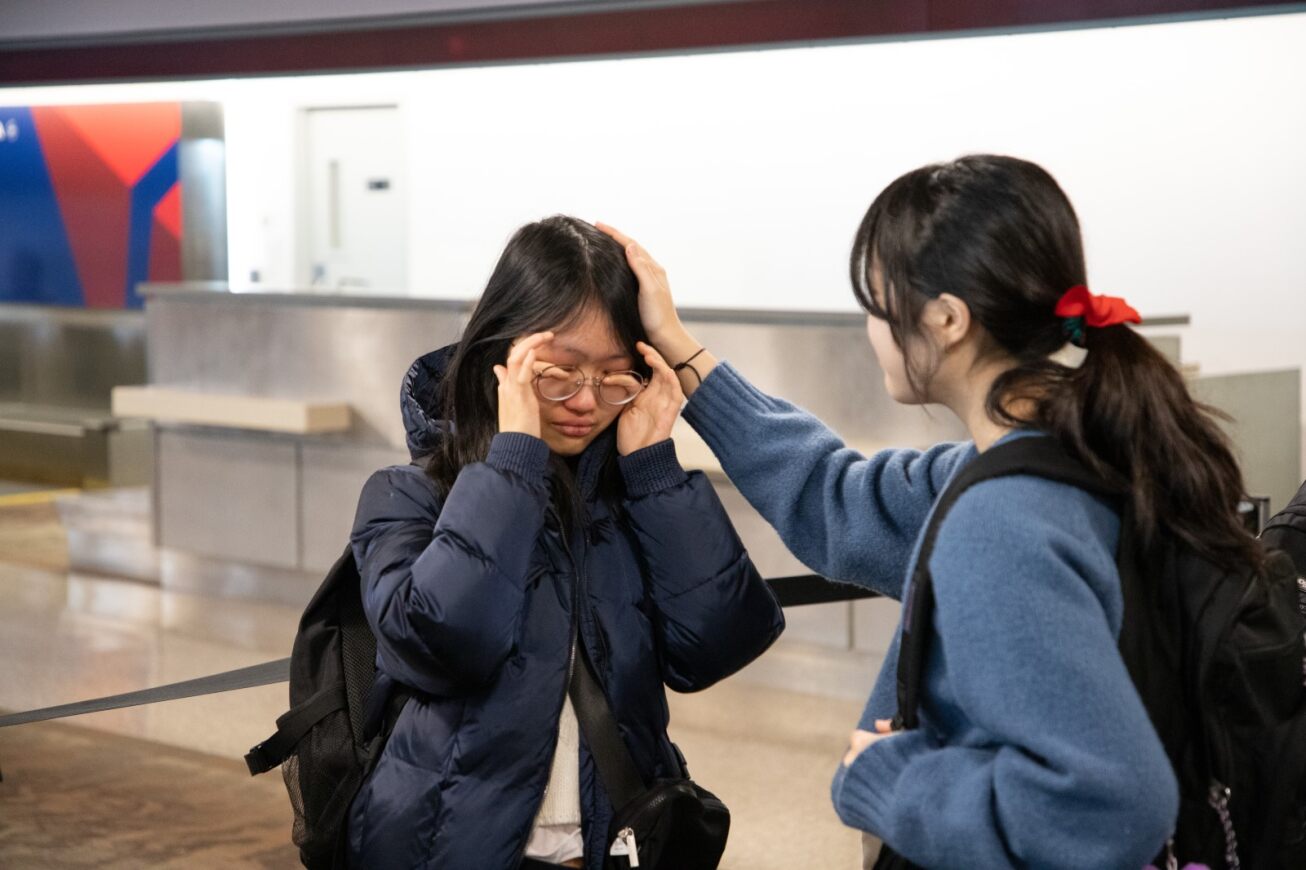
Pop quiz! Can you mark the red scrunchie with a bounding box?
[1054,285,1141,328]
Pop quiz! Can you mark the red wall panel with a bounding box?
[0,0,1295,84]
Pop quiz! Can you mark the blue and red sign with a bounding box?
[0,102,183,309]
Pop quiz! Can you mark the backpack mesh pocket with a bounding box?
[282,707,364,868]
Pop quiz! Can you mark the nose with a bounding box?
[563,383,598,413]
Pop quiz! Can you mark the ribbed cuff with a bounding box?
[618,438,689,499]
[830,730,925,834]
[681,361,779,452]
[485,432,551,482]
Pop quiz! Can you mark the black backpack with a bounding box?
[244,545,408,870]
[1263,480,1306,579]
[880,436,1306,870]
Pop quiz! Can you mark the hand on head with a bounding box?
[595,222,682,345]
[596,222,718,398]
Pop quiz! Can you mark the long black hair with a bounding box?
[851,154,1261,571]
[426,215,648,528]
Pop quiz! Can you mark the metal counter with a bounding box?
[129,284,1299,699]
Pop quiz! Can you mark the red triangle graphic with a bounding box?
[50,103,181,186]
[153,181,183,239]
[31,107,131,309]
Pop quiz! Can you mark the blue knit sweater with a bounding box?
[682,361,1178,869]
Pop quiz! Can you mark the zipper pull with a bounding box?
[625,828,640,868]
[609,827,639,867]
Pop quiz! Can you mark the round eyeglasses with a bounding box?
[533,365,647,406]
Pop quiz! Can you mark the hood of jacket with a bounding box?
[399,344,456,461]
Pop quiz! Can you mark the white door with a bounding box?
[302,106,407,293]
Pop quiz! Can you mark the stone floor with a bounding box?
[0,487,869,869]
[0,719,299,869]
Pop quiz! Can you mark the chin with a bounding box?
[541,429,602,457]
[544,436,586,456]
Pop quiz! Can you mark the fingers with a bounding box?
[637,341,679,386]
[633,342,683,409]
[516,348,538,385]
[636,340,671,373]
[874,719,895,734]
[493,364,507,385]
[596,223,664,282]
[626,243,662,281]
[843,728,876,767]
[506,331,553,368]
[595,222,632,247]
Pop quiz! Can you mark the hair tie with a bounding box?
[1054,285,1141,347]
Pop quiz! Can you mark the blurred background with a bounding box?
[0,1,1302,867]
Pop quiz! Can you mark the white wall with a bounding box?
[3,11,1304,466]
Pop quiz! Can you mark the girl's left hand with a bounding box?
[843,719,897,767]
[617,341,685,456]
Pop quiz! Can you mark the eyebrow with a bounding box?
[551,344,631,363]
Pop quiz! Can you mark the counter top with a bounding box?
[112,386,352,435]
[139,282,1191,328]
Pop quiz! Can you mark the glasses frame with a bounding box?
[532,364,648,406]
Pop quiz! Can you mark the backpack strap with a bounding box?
[244,682,347,775]
[569,644,647,810]
[895,435,1124,729]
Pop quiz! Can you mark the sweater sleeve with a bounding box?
[830,478,1178,869]
[681,361,970,597]
[618,439,785,692]
[350,433,551,695]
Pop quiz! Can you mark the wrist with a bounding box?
[651,321,698,363]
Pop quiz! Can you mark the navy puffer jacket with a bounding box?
[346,346,785,870]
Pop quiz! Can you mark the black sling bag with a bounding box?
[569,644,730,869]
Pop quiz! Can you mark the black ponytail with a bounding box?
[852,155,1262,572]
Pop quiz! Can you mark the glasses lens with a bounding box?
[599,372,645,405]
[536,366,580,401]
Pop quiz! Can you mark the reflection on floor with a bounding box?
[0,498,868,869]
[0,498,69,575]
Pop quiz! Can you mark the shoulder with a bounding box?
[930,474,1123,615]
[920,441,976,489]
[939,473,1121,559]
[353,463,444,533]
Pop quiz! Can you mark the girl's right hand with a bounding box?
[493,331,553,440]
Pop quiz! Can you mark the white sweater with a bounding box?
[524,695,583,862]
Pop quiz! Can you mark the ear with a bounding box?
[922,293,972,351]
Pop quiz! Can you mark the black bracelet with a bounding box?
[672,347,707,386]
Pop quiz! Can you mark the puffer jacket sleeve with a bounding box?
[350,433,551,695]
[618,439,785,693]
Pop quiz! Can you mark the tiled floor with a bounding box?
[0,497,869,869]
